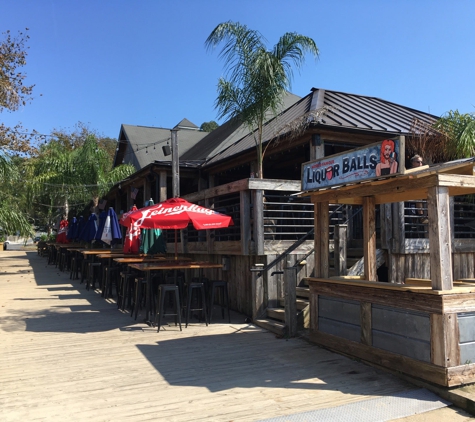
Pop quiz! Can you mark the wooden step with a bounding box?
[296,286,310,298]
[279,298,308,311]
[267,307,285,322]
[254,318,285,336]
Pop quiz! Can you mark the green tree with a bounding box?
[200,121,219,132]
[0,152,33,238]
[0,29,36,237]
[28,135,134,230]
[206,21,319,178]
[0,29,34,112]
[433,110,475,160]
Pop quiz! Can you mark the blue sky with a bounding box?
[1,0,474,141]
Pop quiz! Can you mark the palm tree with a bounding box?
[28,135,134,231]
[206,21,319,178]
[433,110,475,160]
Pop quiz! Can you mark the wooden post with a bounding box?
[284,266,297,337]
[240,190,251,255]
[254,189,264,255]
[392,202,406,254]
[309,134,324,161]
[428,186,453,290]
[313,201,329,278]
[252,269,265,320]
[363,196,377,281]
[171,129,179,198]
[431,313,460,367]
[159,170,167,202]
[334,224,347,276]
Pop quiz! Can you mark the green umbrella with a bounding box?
[139,199,167,255]
[140,227,167,255]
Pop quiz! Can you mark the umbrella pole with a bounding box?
[174,230,178,260]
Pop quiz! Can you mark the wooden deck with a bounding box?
[1,250,423,421]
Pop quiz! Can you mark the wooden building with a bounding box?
[301,154,475,387]
[104,88,475,346]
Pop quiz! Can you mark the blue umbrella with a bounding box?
[76,216,86,241]
[66,217,78,241]
[100,208,122,246]
[79,213,98,242]
[95,211,107,244]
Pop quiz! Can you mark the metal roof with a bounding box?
[180,91,302,162]
[114,122,208,170]
[201,88,439,168]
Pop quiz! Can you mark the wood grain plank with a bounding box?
[1,250,417,421]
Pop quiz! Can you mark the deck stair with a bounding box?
[255,280,311,337]
[254,247,366,337]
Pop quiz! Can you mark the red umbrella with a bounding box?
[120,197,233,258]
[123,205,140,254]
[56,219,69,244]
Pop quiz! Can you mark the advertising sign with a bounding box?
[301,138,404,192]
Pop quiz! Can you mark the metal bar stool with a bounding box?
[119,270,136,311]
[102,266,120,299]
[208,280,231,323]
[155,284,182,332]
[184,281,208,328]
[86,262,102,291]
[132,277,147,320]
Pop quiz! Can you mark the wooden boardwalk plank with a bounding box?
[0,250,416,421]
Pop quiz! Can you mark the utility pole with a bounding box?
[171,129,179,197]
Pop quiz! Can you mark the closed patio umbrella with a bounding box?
[79,213,98,243]
[56,219,69,244]
[66,217,78,241]
[75,216,85,242]
[95,210,107,244]
[123,205,140,254]
[101,208,122,246]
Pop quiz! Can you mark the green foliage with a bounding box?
[0,152,33,237]
[0,28,35,112]
[200,121,219,132]
[434,110,475,160]
[206,21,319,177]
[27,133,134,230]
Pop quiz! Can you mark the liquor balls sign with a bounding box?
[301,138,404,192]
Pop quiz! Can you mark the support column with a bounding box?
[314,201,329,278]
[363,196,377,281]
[254,189,264,255]
[334,224,347,276]
[428,186,453,290]
[284,266,297,337]
[159,170,167,202]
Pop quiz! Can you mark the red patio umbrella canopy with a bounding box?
[120,197,233,231]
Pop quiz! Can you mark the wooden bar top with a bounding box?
[113,256,167,264]
[306,276,475,295]
[129,261,223,271]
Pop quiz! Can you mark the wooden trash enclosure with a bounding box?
[302,147,475,387]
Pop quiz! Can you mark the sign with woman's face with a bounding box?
[301,138,404,192]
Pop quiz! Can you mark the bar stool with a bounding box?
[208,280,231,323]
[118,271,136,311]
[155,284,182,332]
[70,255,82,280]
[86,262,102,290]
[132,277,147,320]
[102,266,120,299]
[184,281,208,328]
